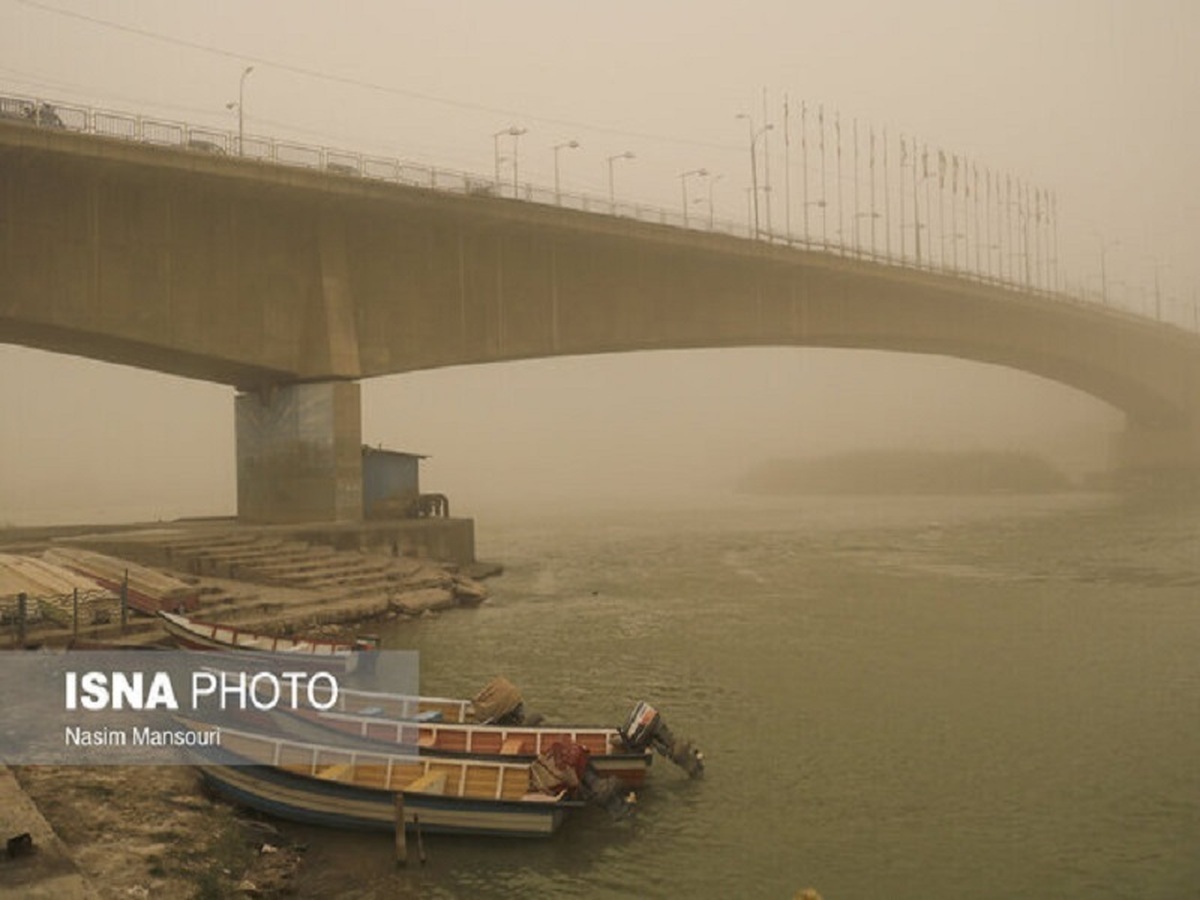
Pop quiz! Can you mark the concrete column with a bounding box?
[236,381,362,523]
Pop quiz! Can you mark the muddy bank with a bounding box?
[12,765,307,898]
[0,539,506,895]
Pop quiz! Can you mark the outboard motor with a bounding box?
[350,635,380,675]
[530,741,636,819]
[621,701,704,778]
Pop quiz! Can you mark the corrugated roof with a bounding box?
[361,445,428,460]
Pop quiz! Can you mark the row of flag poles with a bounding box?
[746,92,1060,294]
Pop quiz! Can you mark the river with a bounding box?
[289,492,1200,899]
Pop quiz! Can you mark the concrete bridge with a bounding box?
[3,114,1199,522]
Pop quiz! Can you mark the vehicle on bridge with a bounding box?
[0,97,65,128]
[186,138,225,154]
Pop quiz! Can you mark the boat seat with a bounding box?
[417,734,437,748]
[406,771,447,795]
[315,762,353,782]
[500,737,528,755]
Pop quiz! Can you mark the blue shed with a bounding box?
[362,446,427,519]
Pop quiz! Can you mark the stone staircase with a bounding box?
[2,525,492,648]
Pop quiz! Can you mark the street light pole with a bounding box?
[707,173,722,228]
[236,65,253,156]
[736,113,773,239]
[607,151,635,211]
[493,126,526,193]
[680,168,708,226]
[1098,237,1119,304]
[736,113,759,237]
[1151,258,1168,320]
[510,127,527,196]
[493,130,505,187]
[553,140,580,204]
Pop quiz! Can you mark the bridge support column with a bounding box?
[235,381,363,523]
[1113,422,1200,487]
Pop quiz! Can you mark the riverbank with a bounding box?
[0,763,95,898]
[8,763,312,898]
[0,518,504,896]
[1,518,501,649]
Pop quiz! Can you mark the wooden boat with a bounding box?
[240,676,694,784]
[178,718,581,837]
[157,611,376,672]
[265,704,653,787]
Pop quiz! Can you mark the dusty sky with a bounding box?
[1,0,1196,523]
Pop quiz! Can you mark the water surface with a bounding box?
[290,494,1200,899]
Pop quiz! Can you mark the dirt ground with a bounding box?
[12,765,306,898]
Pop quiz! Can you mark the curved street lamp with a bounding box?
[1096,236,1121,305]
[493,126,527,192]
[607,151,635,211]
[679,167,708,227]
[553,140,580,204]
[225,66,254,156]
[235,66,253,156]
[510,127,528,195]
[736,113,773,238]
[706,173,723,228]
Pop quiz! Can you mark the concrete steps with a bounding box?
[0,522,490,648]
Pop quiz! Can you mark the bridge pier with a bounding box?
[235,381,363,523]
[1113,422,1200,487]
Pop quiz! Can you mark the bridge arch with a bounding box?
[4,121,1200,520]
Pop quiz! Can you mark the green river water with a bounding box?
[286,493,1200,899]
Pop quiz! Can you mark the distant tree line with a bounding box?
[737,449,1071,495]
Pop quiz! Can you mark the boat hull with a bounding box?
[195,761,574,838]
[252,706,653,788]
[157,612,371,673]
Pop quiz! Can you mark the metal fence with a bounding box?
[1,91,1194,335]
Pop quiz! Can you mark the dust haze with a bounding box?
[1,0,1193,525]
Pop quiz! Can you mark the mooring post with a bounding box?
[393,794,407,866]
[16,592,27,646]
[120,570,129,632]
[414,813,426,865]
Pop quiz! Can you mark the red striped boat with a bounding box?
[267,703,653,787]
[157,611,376,672]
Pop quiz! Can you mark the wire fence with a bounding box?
[2,92,1196,336]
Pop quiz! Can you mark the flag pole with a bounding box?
[870,127,878,257]
[820,105,828,251]
[915,142,924,267]
[973,164,981,276]
[853,118,861,256]
[784,93,792,241]
[801,101,809,243]
[882,128,890,260]
[899,134,906,262]
[951,155,959,271]
[762,87,773,237]
[836,111,844,254]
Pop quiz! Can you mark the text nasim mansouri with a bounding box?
[64,726,222,747]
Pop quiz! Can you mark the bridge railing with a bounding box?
[2,91,1194,335]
